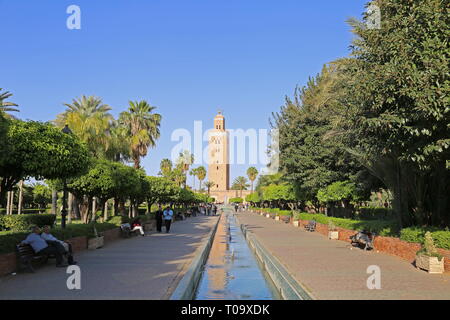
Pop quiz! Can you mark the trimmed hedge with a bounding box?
[252,207,450,249]
[400,227,450,250]
[0,214,57,232]
[357,207,395,221]
[0,221,119,255]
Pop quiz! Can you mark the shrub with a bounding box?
[229,197,243,203]
[401,227,450,250]
[416,232,443,259]
[107,215,131,226]
[0,214,57,232]
[357,207,395,220]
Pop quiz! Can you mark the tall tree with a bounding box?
[55,95,113,157]
[246,167,258,192]
[204,181,215,195]
[0,88,19,117]
[160,159,173,178]
[196,166,207,191]
[119,100,161,169]
[232,176,250,198]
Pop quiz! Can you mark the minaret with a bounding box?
[208,111,230,191]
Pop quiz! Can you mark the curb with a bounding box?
[169,215,221,300]
[239,220,315,300]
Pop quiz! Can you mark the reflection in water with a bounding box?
[194,209,279,300]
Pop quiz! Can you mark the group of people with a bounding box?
[20,225,77,268]
[198,203,218,216]
[234,203,250,212]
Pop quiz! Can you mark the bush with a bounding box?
[401,227,450,250]
[107,215,131,226]
[0,214,57,232]
[0,221,119,254]
[357,207,395,220]
[229,197,243,204]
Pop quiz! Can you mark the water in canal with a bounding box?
[194,208,280,300]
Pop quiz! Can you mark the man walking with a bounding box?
[155,204,163,233]
[163,206,174,233]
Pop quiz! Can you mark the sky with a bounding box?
[1,0,368,187]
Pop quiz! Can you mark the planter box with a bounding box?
[275,216,280,221]
[88,236,104,250]
[328,231,339,240]
[293,220,300,227]
[415,254,444,274]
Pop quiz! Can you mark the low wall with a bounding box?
[259,212,450,272]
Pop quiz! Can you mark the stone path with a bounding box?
[0,215,219,300]
[237,212,450,300]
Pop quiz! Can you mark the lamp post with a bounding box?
[61,124,72,229]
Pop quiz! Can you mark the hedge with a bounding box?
[0,222,119,255]
[400,227,450,250]
[251,207,450,249]
[357,207,395,221]
[0,214,57,232]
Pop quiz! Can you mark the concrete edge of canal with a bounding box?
[169,215,222,300]
[238,219,316,301]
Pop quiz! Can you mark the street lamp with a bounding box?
[61,124,73,229]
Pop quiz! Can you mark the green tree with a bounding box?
[196,166,207,191]
[119,100,161,169]
[232,176,250,198]
[55,95,113,157]
[246,167,258,192]
[0,88,19,117]
[0,120,90,204]
[159,159,173,178]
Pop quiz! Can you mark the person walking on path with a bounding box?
[163,206,174,233]
[155,204,163,232]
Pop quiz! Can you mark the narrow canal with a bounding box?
[194,208,280,300]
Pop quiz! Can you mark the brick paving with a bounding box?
[237,212,450,300]
[0,215,219,300]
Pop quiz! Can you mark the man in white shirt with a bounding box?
[41,225,77,265]
[20,226,67,267]
[163,206,174,233]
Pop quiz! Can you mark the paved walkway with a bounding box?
[237,212,450,300]
[0,215,219,300]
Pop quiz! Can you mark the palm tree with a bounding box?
[160,159,173,177]
[119,100,161,169]
[104,120,131,162]
[246,167,259,192]
[176,150,194,187]
[189,168,199,190]
[55,95,113,157]
[204,181,215,195]
[196,166,207,191]
[232,176,250,197]
[0,88,19,117]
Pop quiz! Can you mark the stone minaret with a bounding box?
[208,111,230,192]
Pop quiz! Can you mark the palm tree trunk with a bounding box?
[92,197,97,220]
[18,180,24,215]
[103,200,109,221]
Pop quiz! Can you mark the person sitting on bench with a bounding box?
[131,218,145,236]
[20,226,67,267]
[41,225,77,265]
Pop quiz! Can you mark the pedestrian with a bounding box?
[155,204,163,232]
[234,203,238,213]
[163,206,174,233]
[213,205,217,216]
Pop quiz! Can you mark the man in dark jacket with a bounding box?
[155,204,163,232]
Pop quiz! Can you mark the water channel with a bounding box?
[194,208,281,300]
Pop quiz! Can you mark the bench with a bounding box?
[16,244,56,273]
[304,220,316,232]
[120,223,140,238]
[350,231,375,250]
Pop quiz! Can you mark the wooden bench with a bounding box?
[16,244,56,273]
[120,223,140,238]
[304,220,316,232]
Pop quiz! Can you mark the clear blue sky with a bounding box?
[1,0,367,186]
